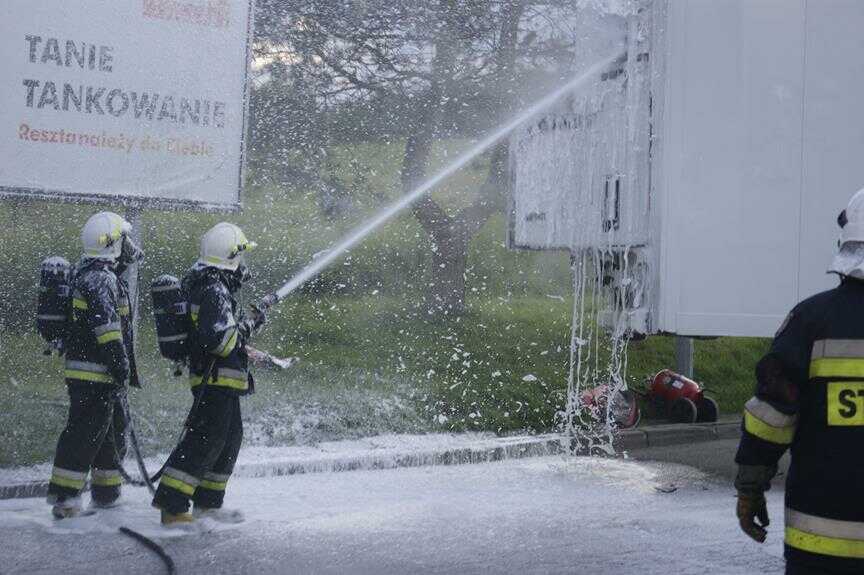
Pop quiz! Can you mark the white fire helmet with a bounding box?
[81,212,132,261]
[198,222,257,271]
[829,187,864,278]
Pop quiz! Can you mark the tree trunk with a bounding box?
[403,102,471,315]
[430,234,469,316]
[403,0,525,316]
[399,1,461,315]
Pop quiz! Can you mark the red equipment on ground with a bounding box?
[643,369,719,424]
[579,385,642,429]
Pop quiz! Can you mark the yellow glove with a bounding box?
[737,492,769,543]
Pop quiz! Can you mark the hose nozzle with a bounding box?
[256,293,279,313]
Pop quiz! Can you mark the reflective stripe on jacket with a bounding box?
[63,259,132,385]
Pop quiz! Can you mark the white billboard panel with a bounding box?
[507,10,652,252]
[0,0,252,209]
[509,78,626,251]
[508,68,650,251]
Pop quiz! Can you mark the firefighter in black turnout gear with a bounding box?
[735,188,864,574]
[153,222,264,526]
[47,212,143,519]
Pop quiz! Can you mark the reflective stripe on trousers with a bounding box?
[787,508,864,559]
[91,469,123,487]
[64,360,113,383]
[160,467,199,496]
[50,466,88,490]
[200,471,230,492]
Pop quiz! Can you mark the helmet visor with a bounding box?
[829,241,864,278]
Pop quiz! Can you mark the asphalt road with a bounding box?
[630,437,791,487]
[1,439,787,575]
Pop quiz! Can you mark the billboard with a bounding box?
[507,45,650,252]
[508,74,638,251]
[0,0,253,210]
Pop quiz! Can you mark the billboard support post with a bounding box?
[674,336,694,379]
[124,205,142,328]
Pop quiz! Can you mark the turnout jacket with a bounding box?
[184,265,252,395]
[736,278,864,572]
[64,259,135,386]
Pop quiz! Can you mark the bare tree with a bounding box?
[254,0,582,313]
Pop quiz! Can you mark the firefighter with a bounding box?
[735,188,864,574]
[152,222,264,526]
[47,211,143,519]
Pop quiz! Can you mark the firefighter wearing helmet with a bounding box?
[152,222,265,525]
[735,188,864,574]
[47,211,143,519]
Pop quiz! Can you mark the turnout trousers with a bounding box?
[153,386,243,514]
[47,381,127,505]
[787,558,855,575]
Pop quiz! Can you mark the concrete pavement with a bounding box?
[1,445,786,575]
[630,437,790,487]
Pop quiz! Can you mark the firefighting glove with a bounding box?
[238,306,266,344]
[115,235,144,275]
[251,306,267,330]
[737,492,769,543]
[119,235,144,265]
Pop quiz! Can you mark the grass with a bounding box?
[0,327,428,468]
[262,295,576,432]
[0,291,767,468]
[1,168,570,329]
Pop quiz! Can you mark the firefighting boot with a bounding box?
[51,496,83,519]
[193,506,245,524]
[91,495,122,510]
[160,509,196,527]
[91,485,122,509]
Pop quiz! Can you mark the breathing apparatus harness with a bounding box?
[37,232,144,352]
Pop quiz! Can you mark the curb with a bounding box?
[0,420,742,501]
[615,419,741,451]
[233,435,567,480]
[0,481,50,501]
[0,436,566,501]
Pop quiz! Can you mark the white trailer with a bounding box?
[509,0,864,338]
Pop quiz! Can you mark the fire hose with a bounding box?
[118,359,216,489]
[119,527,177,575]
